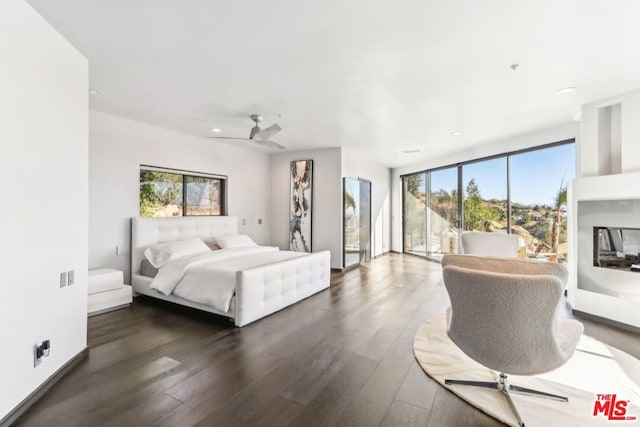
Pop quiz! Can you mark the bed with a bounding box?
[131,216,331,326]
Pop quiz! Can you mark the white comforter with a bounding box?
[150,246,306,312]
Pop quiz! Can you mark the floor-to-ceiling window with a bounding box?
[462,157,508,233]
[510,143,575,262]
[403,172,426,256]
[402,140,575,261]
[427,167,459,259]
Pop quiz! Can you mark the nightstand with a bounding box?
[88,268,132,316]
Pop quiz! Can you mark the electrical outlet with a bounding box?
[41,340,50,357]
[68,270,74,286]
[34,340,51,367]
[59,272,67,288]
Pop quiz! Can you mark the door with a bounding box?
[427,167,459,260]
[403,172,427,256]
[343,178,372,267]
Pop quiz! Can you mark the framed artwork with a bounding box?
[290,160,313,252]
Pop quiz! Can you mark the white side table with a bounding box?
[88,268,132,316]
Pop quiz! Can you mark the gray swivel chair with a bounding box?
[441,255,583,427]
[461,231,518,257]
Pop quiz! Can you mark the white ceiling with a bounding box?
[26,0,640,167]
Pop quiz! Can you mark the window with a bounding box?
[510,144,575,261]
[139,166,226,217]
[401,140,575,262]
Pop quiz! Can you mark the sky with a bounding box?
[422,143,576,206]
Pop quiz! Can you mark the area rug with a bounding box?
[414,312,640,427]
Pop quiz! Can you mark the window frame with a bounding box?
[401,138,575,257]
[139,165,228,217]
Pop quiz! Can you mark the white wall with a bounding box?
[580,88,640,177]
[390,122,579,252]
[90,111,271,282]
[0,0,88,419]
[342,148,391,258]
[270,148,343,268]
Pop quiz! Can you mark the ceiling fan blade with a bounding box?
[205,136,251,141]
[255,123,282,141]
[254,139,287,149]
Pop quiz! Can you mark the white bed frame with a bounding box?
[131,216,331,326]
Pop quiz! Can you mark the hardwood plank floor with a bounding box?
[16,253,640,427]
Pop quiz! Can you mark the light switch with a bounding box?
[59,272,67,288]
[68,270,75,286]
[242,219,247,225]
[258,219,263,225]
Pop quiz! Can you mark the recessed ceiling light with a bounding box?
[557,87,577,95]
[210,128,222,133]
[450,131,462,136]
[89,89,102,95]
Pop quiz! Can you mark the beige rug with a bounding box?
[414,312,640,427]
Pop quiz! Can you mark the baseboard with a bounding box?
[332,251,394,273]
[0,346,89,427]
[88,303,131,317]
[572,310,640,334]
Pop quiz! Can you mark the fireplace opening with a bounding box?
[593,226,640,272]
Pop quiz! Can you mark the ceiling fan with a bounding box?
[206,114,286,149]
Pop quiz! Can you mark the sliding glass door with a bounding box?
[461,158,507,233]
[403,173,426,256]
[402,140,576,262]
[427,167,459,259]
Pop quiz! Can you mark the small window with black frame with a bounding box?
[139,166,226,217]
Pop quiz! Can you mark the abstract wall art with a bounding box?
[290,160,313,252]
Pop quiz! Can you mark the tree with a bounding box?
[551,182,568,256]
[344,190,356,215]
[466,178,480,198]
[405,174,423,198]
[463,179,497,231]
[431,188,453,221]
[528,221,550,245]
[139,171,182,217]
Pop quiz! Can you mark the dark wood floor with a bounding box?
[17,253,640,427]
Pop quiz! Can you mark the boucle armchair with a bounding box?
[441,254,583,427]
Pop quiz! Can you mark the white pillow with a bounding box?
[215,234,258,249]
[144,238,210,268]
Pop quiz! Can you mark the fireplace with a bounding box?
[574,197,640,309]
[593,226,640,272]
[568,173,640,328]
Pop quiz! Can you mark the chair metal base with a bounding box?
[444,373,568,427]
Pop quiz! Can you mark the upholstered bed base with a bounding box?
[131,216,330,326]
[235,250,330,326]
[131,274,236,319]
